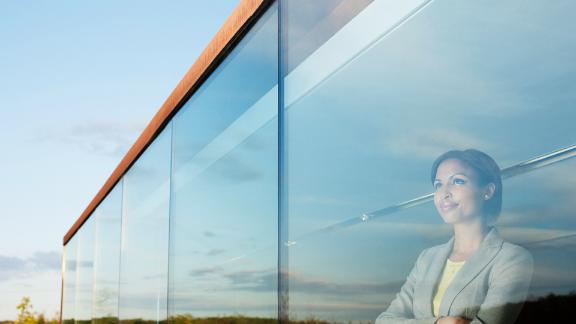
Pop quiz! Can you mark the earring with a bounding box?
[484,194,490,200]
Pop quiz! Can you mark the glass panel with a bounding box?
[282,0,576,323]
[119,127,171,323]
[93,182,123,324]
[75,219,95,324]
[283,0,373,73]
[168,3,278,322]
[62,239,78,324]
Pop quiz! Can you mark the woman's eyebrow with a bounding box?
[448,173,468,179]
[436,173,468,181]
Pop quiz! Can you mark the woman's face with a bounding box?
[433,158,488,224]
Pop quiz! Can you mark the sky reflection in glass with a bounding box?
[74,218,95,322]
[119,127,171,322]
[284,0,576,322]
[62,239,77,324]
[60,1,576,323]
[93,182,123,323]
[168,3,278,319]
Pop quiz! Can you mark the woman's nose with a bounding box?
[441,186,452,198]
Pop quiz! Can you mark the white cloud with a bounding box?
[0,251,61,282]
[34,121,145,157]
[383,128,493,160]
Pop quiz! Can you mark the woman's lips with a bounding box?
[439,202,458,212]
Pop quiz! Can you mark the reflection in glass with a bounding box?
[75,218,95,324]
[377,150,533,323]
[282,0,576,322]
[62,239,77,324]
[59,0,576,322]
[119,127,171,323]
[283,0,373,73]
[168,3,278,322]
[93,182,123,324]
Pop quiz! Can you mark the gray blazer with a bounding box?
[376,228,533,324]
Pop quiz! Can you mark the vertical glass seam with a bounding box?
[91,216,97,322]
[277,0,288,322]
[59,245,66,324]
[117,179,126,323]
[166,122,175,322]
[74,229,80,324]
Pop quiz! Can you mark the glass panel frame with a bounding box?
[74,218,95,324]
[118,125,172,323]
[168,2,279,321]
[62,238,78,324]
[93,182,123,324]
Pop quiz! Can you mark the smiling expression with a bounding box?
[433,158,491,224]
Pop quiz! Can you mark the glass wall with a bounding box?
[74,218,95,324]
[62,238,77,324]
[93,182,123,324]
[119,126,172,323]
[282,0,373,73]
[62,1,576,323]
[282,0,576,323]
[168,3,278,321]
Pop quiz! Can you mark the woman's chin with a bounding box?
[439,213,459,224]
[440,214,482,226]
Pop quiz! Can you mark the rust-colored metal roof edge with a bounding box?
[63,0,273,245]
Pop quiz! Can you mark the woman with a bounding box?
[376,149,533,324]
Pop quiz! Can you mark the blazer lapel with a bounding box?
[439,228,504,315]
[420,238,453,317]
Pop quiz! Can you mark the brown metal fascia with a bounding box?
[63,0,273,245]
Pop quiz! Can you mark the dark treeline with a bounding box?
[70,316,331,324]
[515,292,576,324]
[57,292,576,324]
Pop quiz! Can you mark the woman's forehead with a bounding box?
[435,158,477,179]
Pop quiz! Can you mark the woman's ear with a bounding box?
[483,183,496,200]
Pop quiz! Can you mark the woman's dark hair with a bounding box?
[430,149,503,223]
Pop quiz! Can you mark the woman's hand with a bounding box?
[436,316,471,324]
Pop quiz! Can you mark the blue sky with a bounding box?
[0,1,238,319]
[2,1,575,322]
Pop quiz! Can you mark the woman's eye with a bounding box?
[453,178,466,185]
[433,182,442,190]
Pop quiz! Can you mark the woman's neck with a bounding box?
[450,221,489,261]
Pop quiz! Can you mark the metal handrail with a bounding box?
[295,144,576,240]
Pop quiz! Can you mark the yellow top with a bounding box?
[433,259,466,316]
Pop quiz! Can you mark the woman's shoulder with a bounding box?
[485,227,533,266]
[417,240,451,262]
[488,239,534,286]
[498,240,534,265]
